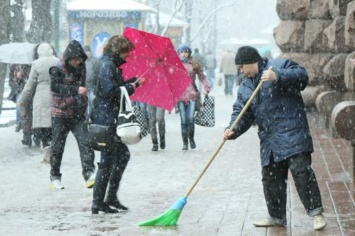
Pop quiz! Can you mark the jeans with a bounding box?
[224,74,235,95]
[50,117,95,181]
[177,101,195,133]
[206,68,215,88]
[15,93,21,126]
[147,105,165,140]
[262,152,324,221]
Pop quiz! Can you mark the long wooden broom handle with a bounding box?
[185,68,271,197]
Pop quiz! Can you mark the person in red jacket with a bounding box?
[177,44,210,150]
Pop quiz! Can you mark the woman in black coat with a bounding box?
[91,35,144,214]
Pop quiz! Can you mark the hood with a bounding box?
[37,43,54,58]
[62,40,87,63]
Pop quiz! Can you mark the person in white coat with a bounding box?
[19,43,60,162]
[220,49,238,95]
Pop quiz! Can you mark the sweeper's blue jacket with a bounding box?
[227,58,313,166]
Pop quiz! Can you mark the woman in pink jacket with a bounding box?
[177,44,210,150]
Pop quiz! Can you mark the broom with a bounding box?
[137,69,270,226]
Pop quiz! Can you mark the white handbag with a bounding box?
[117,86,142,145]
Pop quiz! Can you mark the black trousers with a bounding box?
[262,152,323,221]
[50,117,95,181]
[33,127,52,144]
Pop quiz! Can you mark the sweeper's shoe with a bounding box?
[253,217,286,227]
[105,199,129,211]
[313,214,327,230]
[91,203,118,214]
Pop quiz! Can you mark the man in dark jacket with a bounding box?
[49,40,95,190]
[223,46,327,230]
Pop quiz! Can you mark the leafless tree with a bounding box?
[0,0,27,114]
[26,0,52,43]
[184,0,192,43]
[160,0,184,36]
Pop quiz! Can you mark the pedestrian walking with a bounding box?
[90,35,145,214]
[192,48,205,92]
[19,43,59,162]
[49,40,96,190]
[83,45,101,119]
[177,44,210,150]
[204,50,217,89]
[223,46,327,230]
[220,49,238,95]
[147,104,165,151]
[9,64,30,132]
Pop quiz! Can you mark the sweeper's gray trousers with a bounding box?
[261,152,324,223]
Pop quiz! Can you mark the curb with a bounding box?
[0,119,16,128]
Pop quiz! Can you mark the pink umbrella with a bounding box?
[122,27,191,112]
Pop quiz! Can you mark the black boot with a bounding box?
[160,134,166,150]
[91,167,118,214]
[105,162,129,211]
[152,138,158,151]
[182,132,188,150]
[188,129,196,149]
[33,135,41,147]
[21,133,32,147]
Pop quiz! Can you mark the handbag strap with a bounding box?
[119,86,133,112]
[190,78,199,93]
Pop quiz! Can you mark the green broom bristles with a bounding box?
[137,196,187,226]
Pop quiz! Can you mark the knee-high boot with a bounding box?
[91,166,118,214]
[182,131,188,150]
[188,129,196,149]
[105,162,129,211]
[152,138,158,151]
[160,133,165,149]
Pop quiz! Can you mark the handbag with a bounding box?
[194,95,215,127]
[86,76,112,151]
[117,87,142,145]
[87,123,112,151]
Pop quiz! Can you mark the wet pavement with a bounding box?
[0,84,354,236]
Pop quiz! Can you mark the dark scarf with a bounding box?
[180,57,189,63]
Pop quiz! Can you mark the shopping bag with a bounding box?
[194,95,215,127]
[133,106,148,137]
